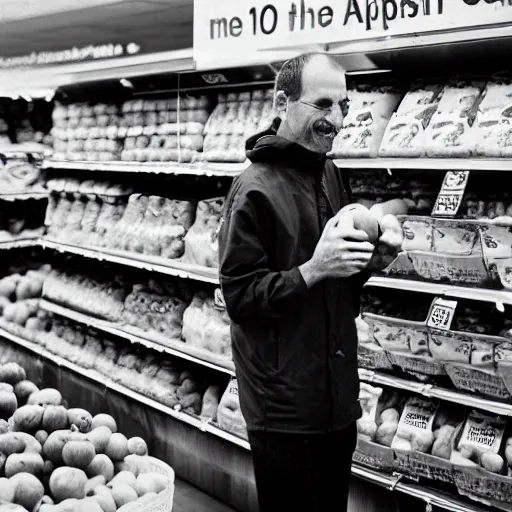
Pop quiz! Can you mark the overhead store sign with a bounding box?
[193,0,512,67]
[0,42,141,69]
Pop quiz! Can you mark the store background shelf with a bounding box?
[0,327,495,512]
[40,299,236,376]
[42,159,248,177]
[367,276,512,304]
[0,238,40,250]
[333,158,512,171]
[359,369,512,417]
[40,239,220,284]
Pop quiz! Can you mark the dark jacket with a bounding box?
[218,119,367,434]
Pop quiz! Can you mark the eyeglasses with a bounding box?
[298,98,350,117]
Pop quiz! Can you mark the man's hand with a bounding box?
[367,214,404,272]
[300,216,375,288]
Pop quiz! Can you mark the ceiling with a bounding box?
[0,0,193,58]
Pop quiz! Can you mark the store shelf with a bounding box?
[0,324,498,511]
[40,239,220,284]
[40,299,235,376]
[0,192,48,201]
[42,160,248,177]
[0,325,248,450]
[367,276,512,305]
[359,369,512,417]
[352,465,490,512]
[333,158,512,171]
[0,238,40,250]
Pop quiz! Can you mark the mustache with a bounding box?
[315,120,338,134]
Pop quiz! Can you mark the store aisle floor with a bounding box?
[174,478,238,512]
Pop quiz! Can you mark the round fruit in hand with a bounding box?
[336,204,379,244]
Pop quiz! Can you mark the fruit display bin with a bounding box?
[428,328,510,401]
[394,448,455,485]
[357,343,394,371]
[362,312,445,378]
[352,437,396,474]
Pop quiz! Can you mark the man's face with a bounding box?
[282,56,348,154]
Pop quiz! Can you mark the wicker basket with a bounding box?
[353,438,396,473]
[358,344,393,371]
[116,455,175,512]
[444,363,511,401]
[394,448,454,484]
[453,464,512,506]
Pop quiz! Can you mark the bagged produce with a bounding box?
[217,379,247,438]
[379,79,444,157]
[183,197,224,267]
[424,77,486,157]
[332,84,402,158]
[181,291,231,359]
[391,397,438,453]
[474,74,512,157]
[451,410,507,472]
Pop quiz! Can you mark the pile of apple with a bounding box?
[0,362,170,512]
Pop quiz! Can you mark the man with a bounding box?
[218,52,402,512]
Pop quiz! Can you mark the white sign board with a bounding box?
[193,0,512,68]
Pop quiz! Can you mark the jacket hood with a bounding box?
[246,117,327,174]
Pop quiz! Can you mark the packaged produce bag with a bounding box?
[217,379,247,438]
[182,197,224,268]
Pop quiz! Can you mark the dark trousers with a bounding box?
[248,423,357,512]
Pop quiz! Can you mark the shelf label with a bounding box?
[427,298,458,330]
[432,171,470,217]
[194,0,512,69]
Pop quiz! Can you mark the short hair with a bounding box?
[274,52,343,101]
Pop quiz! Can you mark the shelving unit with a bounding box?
[40,299,236,376]
[40,239,219,284]
[0,192,48,201]
[0,324,496,512]
[333,158,512,171]
[366,276,512,304]
[42,160,248,177]
[0,238,40,250]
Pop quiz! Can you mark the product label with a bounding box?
[432,171,470,217]
[427,298,457,330]
[403,412,429,430]
[458,410,505,455]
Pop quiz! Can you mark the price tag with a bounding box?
[432,171,470,217]
[427,298,458,330]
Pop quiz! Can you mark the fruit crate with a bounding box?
[353,437,396,473]
[394,448,454,484]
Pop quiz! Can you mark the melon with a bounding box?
[91,492,116,512]
[108,471,136,488]
[43,430,71,464]
[0,392,17,421]
[0,364,26,386]
[42,406,68,433]
[35,430,48,446]
[62,441,96,470]
[84,475,107,496]
[86,426,111,454]
[12,405,44,432]
[134,472,168,495]
[90,414,117,433]
[13,381,38,407]
[0,477,15,502]
[11,472,44,510]
[337,204,380,243]
[104,433,128,462]
[110,484,138,508]
[67,409,92,433]
[74,497,104,512]
[127,437,147,456]
[27,389,62,407]
[49,467,87,502]
[86,454,114,482]
[5,452,44,478]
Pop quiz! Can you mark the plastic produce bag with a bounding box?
[183,197,224,267]
[217,379,247,438]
